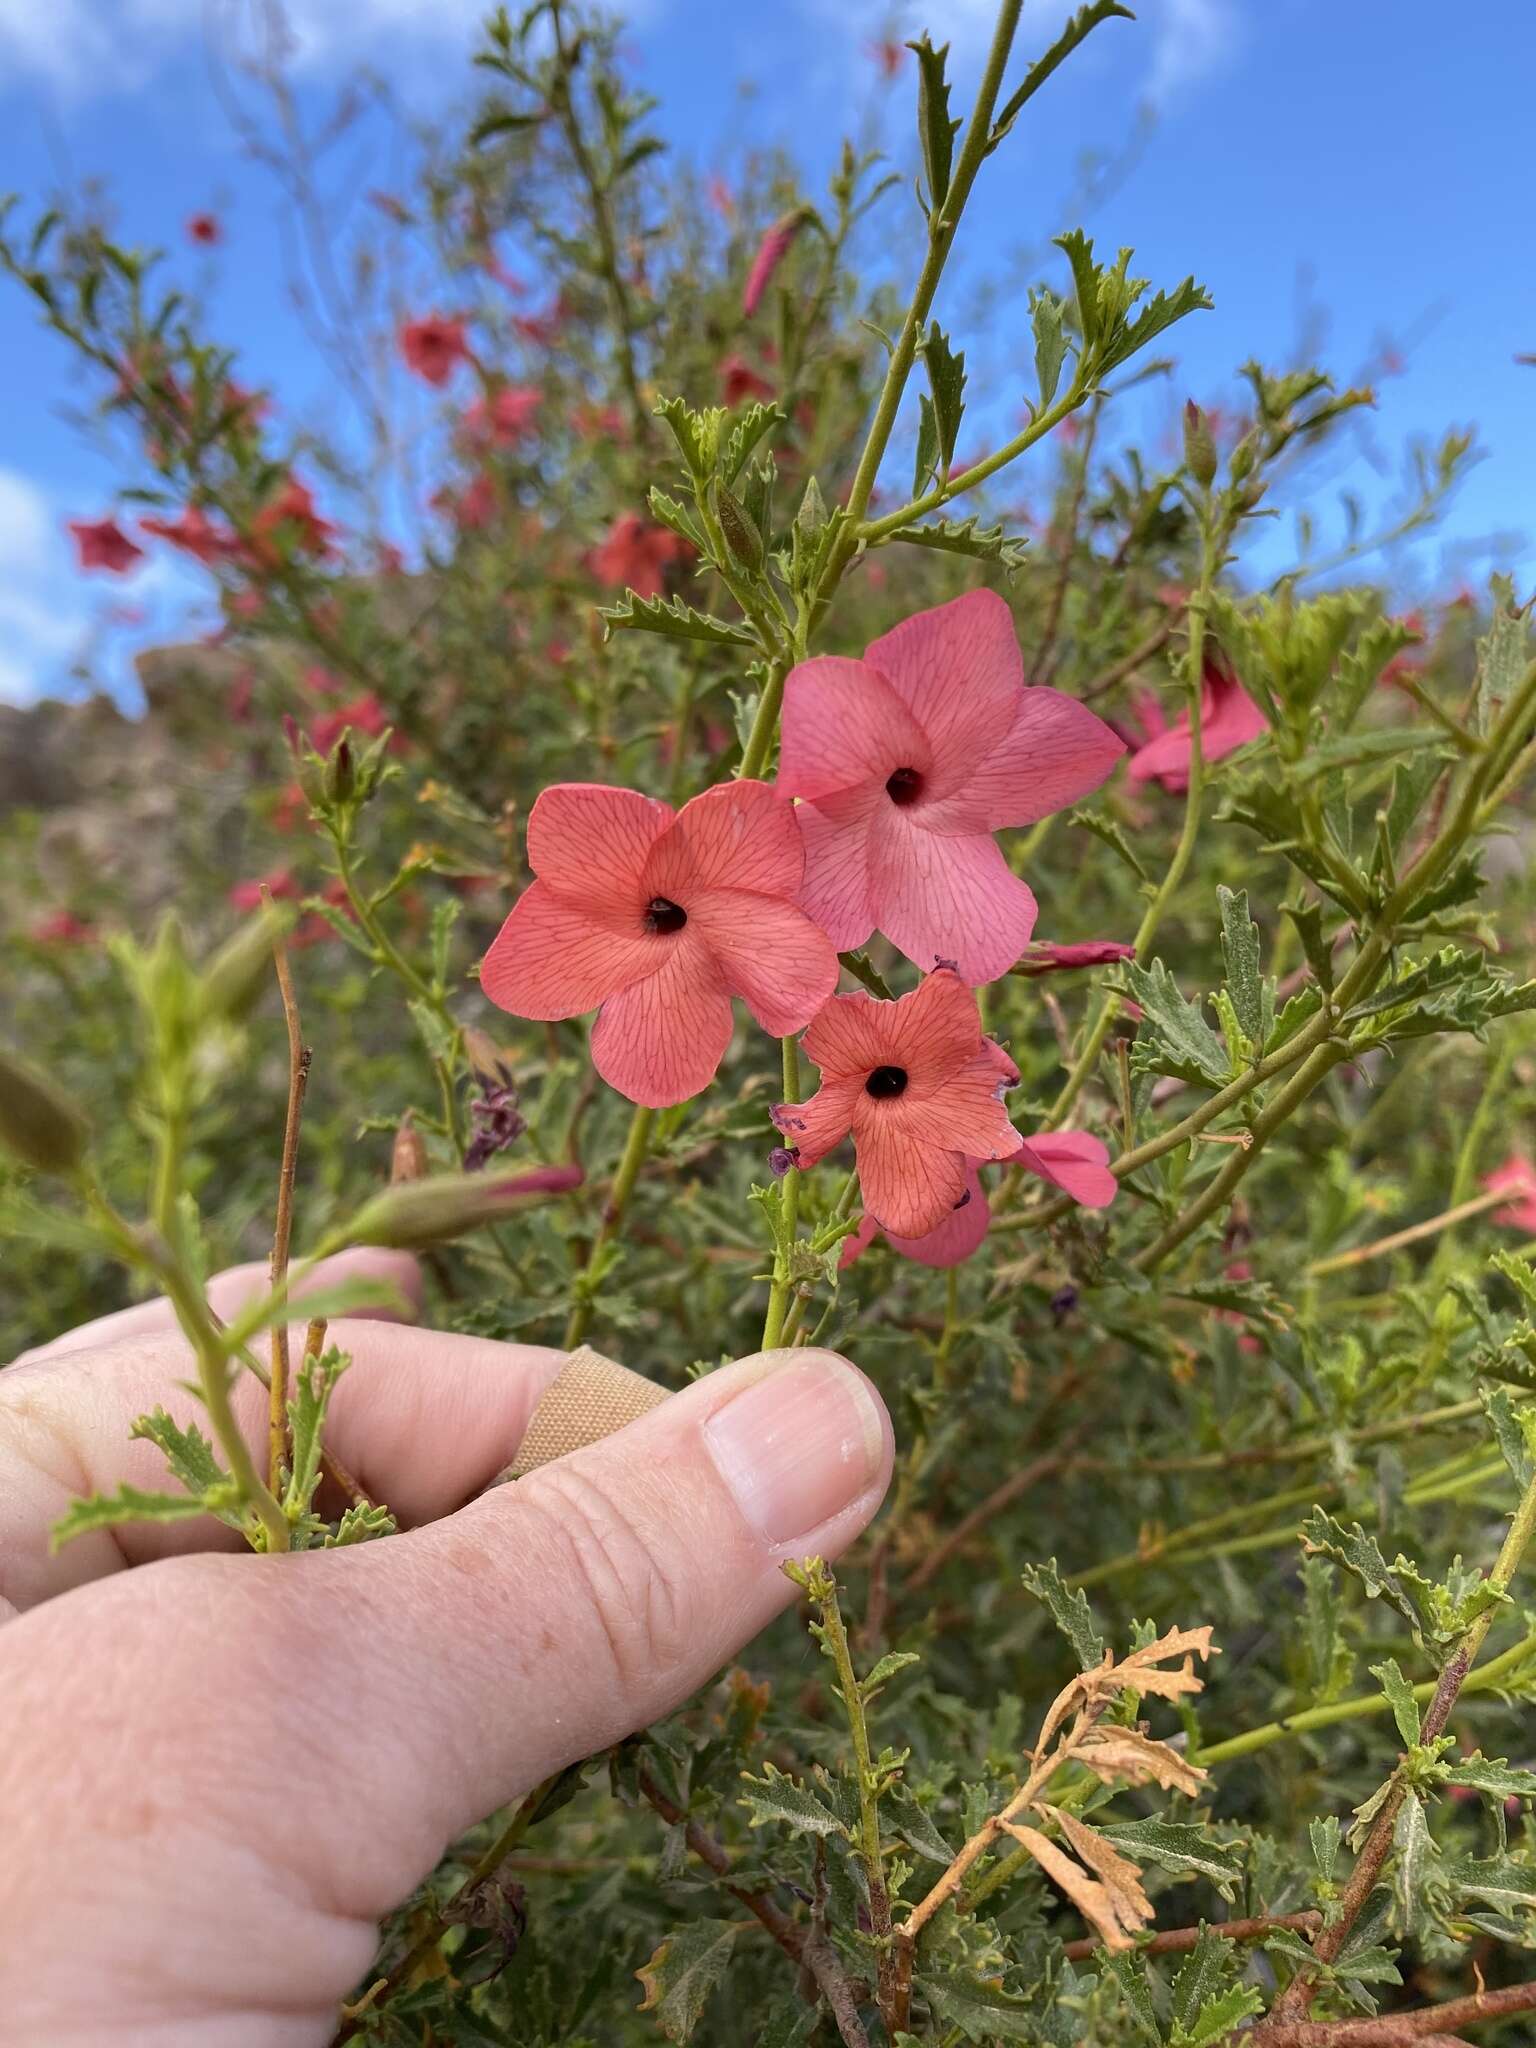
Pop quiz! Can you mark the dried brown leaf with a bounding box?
[1076,1725,1209,1798]
[1001,1820,1152,1952]
[1046,1805,1153,1925]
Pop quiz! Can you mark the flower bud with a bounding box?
[347,1163,583,1248]
[713,482,764,573]
[201,903,294,1022]
[1183,400,1217,489]
[390,1113,429,1185]
[325,734,357,806]
[0,1046,89,1176]
[462,1027,517,1092]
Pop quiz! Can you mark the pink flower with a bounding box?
[464,386,540,447]
[67,517,144,574]
[186,212,221,245]
[309,692,390,754]
[229,868,298,911]
[777,590,1125,983]
[744,209,808,316]
[398,315,469,386]
[721,354,774,406]
[249,476,336,562]
[591,513,687,599]
[1125,654,1266,794]
[140,505,235,566]
[1485,1153,1536,1234]
[481,781,840,1109]
[840,1128,1117,1269]
[772,970,1023,1240]
[1016,939,1137,977]
[29,910,96,945]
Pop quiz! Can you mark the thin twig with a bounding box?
[263,884,311,1496]
[1061,1909,1320,1961]
[1259,1977,1536,2047]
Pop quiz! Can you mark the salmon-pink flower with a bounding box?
[591,513,687,599]
[1485,1153,1536,1234]
[464,386,540,446]
[1017,939,1137,976]
[482,780,840,1109]
[399,314,469,386]
[744,209,808,316]
[839,1127,1117,1269]
[67,516,144,574]
[249,475,336,561]
[777,589,1125,983]
[721,354,774,406]
[140,504,235,566]
[1125,654,1266,794]
[773,970,1023,1239]
[29,910,96,946]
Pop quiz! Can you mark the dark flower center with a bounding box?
[865,1064,909,1100]
[644,895,688,935]
[885,766,923,806]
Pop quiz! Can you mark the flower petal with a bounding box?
[853,1119,970,1239]
[778,655,929,802]
[878,1166,992,1267]
[645,778,807,900]
[867,1055,1021,1165]
[794,787,881,953]
[527,783,674,901]
[880,966,985,1078]
[801,987,895,1079]
[869,807,1038,982]
[771,1075,862,1168]
[837,1213,882,1270]
[482,881,662,1020]
[687,888,840,1035]
[1203,660,1268,758]
[589,935,735,1107]
[863,589,1021,795]
[1014,1129,1118,1208]
[925,686,1125,832]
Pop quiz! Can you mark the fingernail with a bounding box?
[703,1354,886,1546]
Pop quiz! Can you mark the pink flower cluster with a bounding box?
[482,589,1219,1261]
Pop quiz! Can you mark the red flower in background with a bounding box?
[29,910,97,946]
[744,210,808,316]
[773,970,1023,1240]
[1125,654,1266,794]
[308,692,391,755]
[186,213,221,245]
[591,514,687,599]
[1485,1153,1536,1234]
[140,504,235,566]
[228,868,299,911]
[399,315,470,386]
[464,386,540,447]
[67,517,144,575]
[1016,940,1137,977]
[250,476,336,561]
[777,590,1125,983]
[482,780,839,1108]
[721,354,774,406]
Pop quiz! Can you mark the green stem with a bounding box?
[762,1038,803,1350]
[813,1570,895,2021]
[564,1103,656,1348]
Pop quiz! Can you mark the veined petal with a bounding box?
[645,778,806,900]
[482,881,662,1020]
[801,987,896,1079]
[876,1166,991,1268]
[864,589,1021,796]
[870,807,1038,982]
[527,783,674,901]
[1014,1129,1118,1208]
[880,966,984,1079]
[920,685,1126,832]
[795,788,881,953]
[688,888,840,1034]
[1203,661,1268,758]
[863,1058,1021,1164]
[778,655,930,801]
[853,1119,970,1239]
[589,935,734,1107]
[771,1075,862,1169]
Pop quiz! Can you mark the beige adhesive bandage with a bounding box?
[500,1344,669,1480]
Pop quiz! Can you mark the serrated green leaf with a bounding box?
[839,950,895,999]
[988,3,1135,149]
[128,1407,228,1503]
[1069,804,1149,881]
[920,321,966,476]
[879,513,1030,574]
[1169,1926,1232,2033]
[1021,1558,1105,1669]
[921,1969,1040,2042]
[1474,573,1531,737]
[1100,1819,1243,1898]
[1446,1755,1536,1801]
[1172,1983,1265,2048]
[1301,1509,1440,1643]
[1481,1385,1536,1489]
[913,390,940,500]
[1104,1952,1161,2041]
[647,485,708,551]
[861,1649,921,1697]
[599,591,756,648]
[325,1501,397,1546]
[738,1761,844,1838]
[1119,958,1230,1087]
[1369,1656,1421,1746]
[885,1783,954,1864]
[1217,885,1273,1049]
[51,1483,212,1552]
[1031,286,1068,409]
[908,35,959,214]
[722,400,785,482]
[634,1919,739,2043]
[1311,1814,1342,1882]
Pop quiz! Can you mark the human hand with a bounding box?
[0,1252,892,2046]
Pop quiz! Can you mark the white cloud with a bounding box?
[0,0,503,100]
[1143,0,1238,106]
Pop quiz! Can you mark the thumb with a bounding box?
[0,1346,891,2043]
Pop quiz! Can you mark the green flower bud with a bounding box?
[0,1046,89,1176]
[713,482,764,573]
[201,903,294,1023]
[347,1164,583,1248]
[1183,400,1217,489]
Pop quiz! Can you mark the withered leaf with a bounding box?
[1077,1725,1209,1798]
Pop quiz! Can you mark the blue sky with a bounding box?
[1,0,1532,705]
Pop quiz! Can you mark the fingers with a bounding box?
[0,1301,565,1613]
[10,1244,426,1367]
[0,1347,891,2042]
